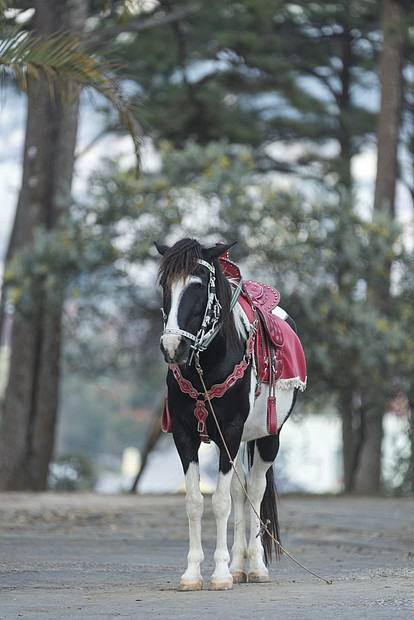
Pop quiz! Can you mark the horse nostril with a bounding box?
[160,340,176,364]
[161,333,181,362]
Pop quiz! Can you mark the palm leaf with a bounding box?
[0,27,142,170]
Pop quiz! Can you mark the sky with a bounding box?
[0,89,26,270]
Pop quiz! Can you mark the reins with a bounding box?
[195,359,333,586]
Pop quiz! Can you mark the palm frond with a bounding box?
[0,27,142,170]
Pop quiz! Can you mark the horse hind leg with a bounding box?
[179,461,205,591]
[246,436,280,583]
[229,451,248,583]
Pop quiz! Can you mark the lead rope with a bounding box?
[195,361,333,585]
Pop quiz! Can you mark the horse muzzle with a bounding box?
[160,333,191,365]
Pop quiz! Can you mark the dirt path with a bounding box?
[1,493,413,619]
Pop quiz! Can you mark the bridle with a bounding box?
[161,259,223,363]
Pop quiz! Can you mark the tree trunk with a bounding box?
[339,387,358,492]
[373,0,405,216]
[351,0,406,495]
[337,31,353,190]
[0,0,86,490]
[340,387,383,494]
[130,404,163,493]
[409,395,414,494]
[352,399,384,494]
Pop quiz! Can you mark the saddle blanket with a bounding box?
[237,290,307,392]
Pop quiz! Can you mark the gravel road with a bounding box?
[1,492,413,619]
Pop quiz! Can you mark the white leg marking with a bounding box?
[247,445,270,582]
[210,469,234,590]
[179,462,204,591]
[230,452,248,582]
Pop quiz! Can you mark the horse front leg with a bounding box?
[229,451,248,583]
[180,461,205,591]
[210,466,234,590]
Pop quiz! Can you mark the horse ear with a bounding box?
[154,241,170,256]
[202,241,237,263]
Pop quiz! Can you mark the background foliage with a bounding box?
[1,0,413,493]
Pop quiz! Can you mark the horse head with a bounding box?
[155,239,236,365]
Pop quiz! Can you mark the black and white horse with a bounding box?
[155,238,305,591]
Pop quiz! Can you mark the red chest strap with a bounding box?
[164,332,254,443]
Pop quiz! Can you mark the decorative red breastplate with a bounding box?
[162,331,255,442]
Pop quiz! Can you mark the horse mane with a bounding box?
[158,238,201,290]
[158,238,242,351]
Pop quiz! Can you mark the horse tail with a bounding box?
[260,465,281,564]
[247,441,281,565]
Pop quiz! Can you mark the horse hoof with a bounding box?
[209,577,233,591]
[179,578,203,591]
[248,571,270,583]
[231,571,247,584]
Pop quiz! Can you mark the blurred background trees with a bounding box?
[0,0,413,494]
[0,0,141,490]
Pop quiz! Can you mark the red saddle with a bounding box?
[237,293,283,385]
[243,281,283,349]
[219,256,283,353]
[243,280,280,313]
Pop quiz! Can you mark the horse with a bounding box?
[155,238,306,591]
